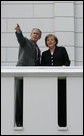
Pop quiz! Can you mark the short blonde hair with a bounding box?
[45,34,58,47]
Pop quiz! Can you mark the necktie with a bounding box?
[35,46,37,59]
[35,45,38,61]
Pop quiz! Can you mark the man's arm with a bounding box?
[15,24,25,47]
[41,52,47,66]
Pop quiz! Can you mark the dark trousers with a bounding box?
[15,78,23,126]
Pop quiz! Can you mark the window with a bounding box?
[58,78,67,127]
[14,77,23,127]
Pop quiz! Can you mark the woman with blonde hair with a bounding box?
[41,34,70,66]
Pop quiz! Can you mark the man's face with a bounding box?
[30,29,41,43]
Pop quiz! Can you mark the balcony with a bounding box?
[1,66,83,135]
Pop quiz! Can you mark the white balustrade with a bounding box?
[1,66,83,135]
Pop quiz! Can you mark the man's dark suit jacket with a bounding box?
[41,46,70,66]
[15,31,41,66]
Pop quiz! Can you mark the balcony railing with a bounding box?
[1,66,83,135]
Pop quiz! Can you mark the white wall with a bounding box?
[1,1,83,66]
[74,1,83,66]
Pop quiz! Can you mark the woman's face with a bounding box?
[46,36,56,48]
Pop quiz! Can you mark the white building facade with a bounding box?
[1,1,83,66]
[1,1,83,135]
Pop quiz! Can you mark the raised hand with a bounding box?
[14,24,21,31]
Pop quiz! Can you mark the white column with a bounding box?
[23,76,58,135]
[1,77,14,135]
[67,77,83,135]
